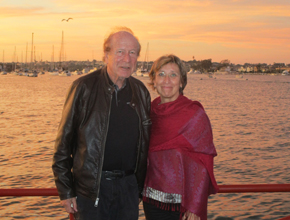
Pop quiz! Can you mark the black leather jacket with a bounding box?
[52,67,151,202]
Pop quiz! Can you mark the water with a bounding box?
[0,73,289,219]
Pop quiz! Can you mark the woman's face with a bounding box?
[153,62,182,104]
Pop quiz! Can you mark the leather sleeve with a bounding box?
[52,81,82,200]
[135,87,152,197]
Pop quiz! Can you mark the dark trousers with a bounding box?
[143,201,181,220]
[74,174,139,220]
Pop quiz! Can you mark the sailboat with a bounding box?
[27,33,37,77]
[49,45,59,76]
[58,31,71,76]
[11,47,19,75]
[135,42,149,77]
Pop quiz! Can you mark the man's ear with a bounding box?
[104,52,109,64]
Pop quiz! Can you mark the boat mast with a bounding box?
[34,46,36,64]
[145,42,149,70]
[142,42,149,70]
[16,53,18,71]
[59,31,64,70]
[30,33,34,70]
[34,46,37,71]
[2,50,4,71]
[14,46,17,71]
[25,42,28,69]
[21,51,23,70]
[51,45,55,70]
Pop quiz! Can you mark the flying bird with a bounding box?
[62,18,73,22]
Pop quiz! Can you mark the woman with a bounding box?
[142,54,218,220]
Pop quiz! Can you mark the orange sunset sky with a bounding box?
[1,0,290,64]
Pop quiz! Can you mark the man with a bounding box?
[52,27,151,220]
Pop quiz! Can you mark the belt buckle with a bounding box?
[103,170,125,180]
[104,171,117,180]
[112,170,123,178]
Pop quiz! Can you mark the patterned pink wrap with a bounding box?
[143,95,218,220]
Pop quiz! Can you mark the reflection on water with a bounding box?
[0,73,289,219]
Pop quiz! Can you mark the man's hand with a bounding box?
[60,197,78,213]
[182,210,200,220]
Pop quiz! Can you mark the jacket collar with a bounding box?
[102,66,130,94]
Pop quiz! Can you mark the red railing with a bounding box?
[1,184,290,220]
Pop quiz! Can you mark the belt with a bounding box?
[102,170,134,180]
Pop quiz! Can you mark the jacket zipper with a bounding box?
[94,86,113,207]
[133,102,142,173]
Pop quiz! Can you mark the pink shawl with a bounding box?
[143,95,218,220]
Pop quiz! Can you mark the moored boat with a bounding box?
[59,70,71,76]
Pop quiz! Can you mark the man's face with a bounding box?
[105,32,139,81]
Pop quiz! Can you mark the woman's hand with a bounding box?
[182,210,200,220]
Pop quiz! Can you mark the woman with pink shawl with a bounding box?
[142,55,218,220]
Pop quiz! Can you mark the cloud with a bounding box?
[1,0,290,63]
[0,6,44,17]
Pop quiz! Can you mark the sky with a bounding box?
[0,0,290,65]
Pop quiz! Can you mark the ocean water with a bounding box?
[0,73,289,220]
